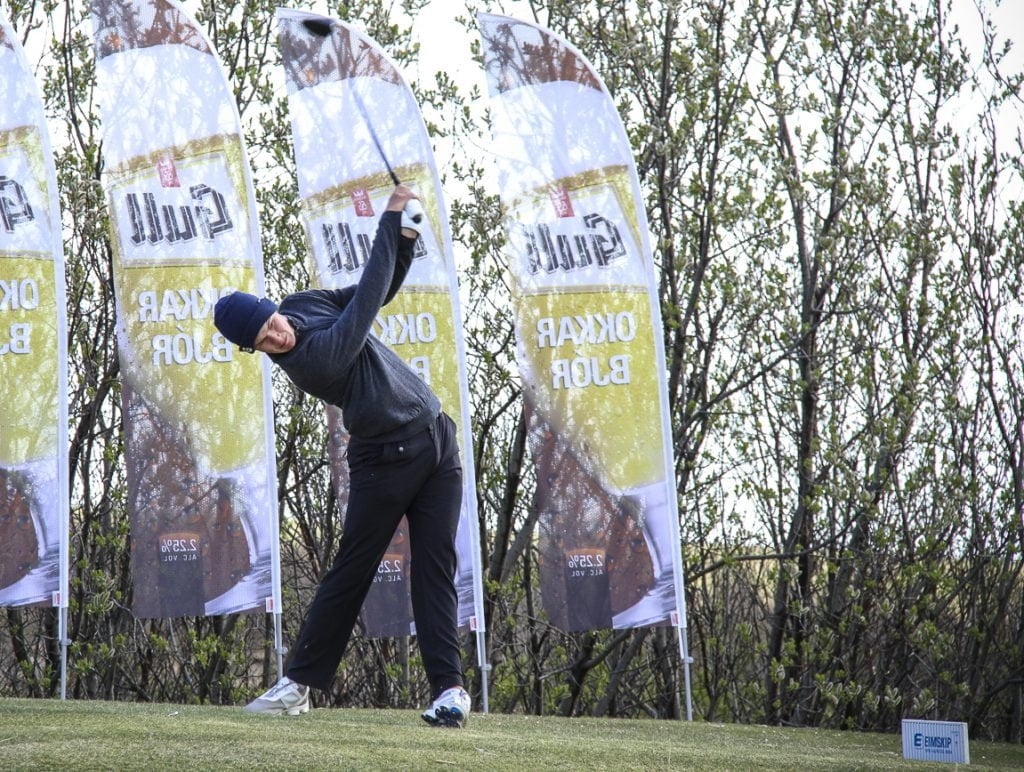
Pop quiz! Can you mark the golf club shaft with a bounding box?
[299,16,419,223]
[349,84,401,186]
[300,17,400,185]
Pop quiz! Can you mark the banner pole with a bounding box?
[274,611,284,678]
[673,533,693,721]
[676,623,693,720]
[59,605,68,700]
[475,629,490,713]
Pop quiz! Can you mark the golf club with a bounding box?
[300,17,423,227]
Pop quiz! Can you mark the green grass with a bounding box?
[1,698,1022,770]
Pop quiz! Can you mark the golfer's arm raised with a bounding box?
[317,187,417,369]
[384,186,419,304]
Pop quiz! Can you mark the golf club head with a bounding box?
[301,18,334,37]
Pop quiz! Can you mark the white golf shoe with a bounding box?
[243,676,310,716]
[421,686,471,728]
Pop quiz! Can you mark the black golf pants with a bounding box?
[286,412,464,697]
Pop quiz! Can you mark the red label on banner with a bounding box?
[549,185,574,217]
[156,156,180,188]
[352,187,374,217]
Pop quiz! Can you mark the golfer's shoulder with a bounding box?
[281,287,352,311]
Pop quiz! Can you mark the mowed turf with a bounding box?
[1,697,1023,770]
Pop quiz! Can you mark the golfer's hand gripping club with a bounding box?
[402,197,424,236]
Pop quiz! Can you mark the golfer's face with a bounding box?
[254,313,296,354]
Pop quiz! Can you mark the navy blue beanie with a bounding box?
[214,291,277,351]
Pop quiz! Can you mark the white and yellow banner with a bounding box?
[478,13,685,631]
[0,14,70,609]
[277,9,485,637]
[91,0,280,617]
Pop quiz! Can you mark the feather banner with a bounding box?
[277,9,485,636]
[478,13,686,631]
[91,0,280,617]
[0,13,70,610]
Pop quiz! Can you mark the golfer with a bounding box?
[213,184,470,727]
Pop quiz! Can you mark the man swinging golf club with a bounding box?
[214,185,471,728]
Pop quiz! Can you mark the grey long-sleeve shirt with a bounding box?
[270,210,440,442]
